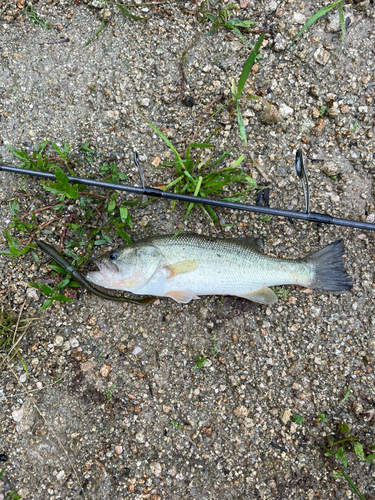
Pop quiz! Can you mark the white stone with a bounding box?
[273,35,287,52]
[54,335,64,346]
[265,1,278,14]
[291,12,306,24]
[279,103,294,118]
[104,110,119,124]
[314,47,330,66]
[70,337,79,348]
[133,346,142,355]
[150,462,162,477]
[135,431,145,443]
[12,408,23,422]
[139,98,150,107]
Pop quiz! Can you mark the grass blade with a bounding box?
[341,471,366,500]
[84,1,107,47]
[332,1,346,56]
[208,148,233,171]
[117,3,144,21]
[289,0,341,47]
[235,99,247,145]
[237,32,264,98]
[185,176,203,220]
[143,117,183,172]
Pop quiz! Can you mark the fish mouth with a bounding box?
[94,259,120,274]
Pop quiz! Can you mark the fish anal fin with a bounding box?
[166,289,200,304]
[239,286,277,305]
[165,259,198,279]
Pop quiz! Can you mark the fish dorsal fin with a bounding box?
[239,286,277,305]
[237,237,263,252]
[166,289,200,304]
[165,259,198,279]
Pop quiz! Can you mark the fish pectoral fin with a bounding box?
[239,286,277,305]
[166,289,200,304]
[165,259,198,279]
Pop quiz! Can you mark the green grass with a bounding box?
[273,286,291,299]
[84,0,107,47]
[27,3,52,29]
[2,142,135,310]
[231,33,265,145]
[291,404,375,500]
[289,0,346,55]
[0,304,32,375]
[203,3,255,45]
[143,118,257,226]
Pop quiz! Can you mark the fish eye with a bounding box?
[109,251,119,260]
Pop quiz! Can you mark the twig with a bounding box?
[249,152,271,183]
[180,33,201,101]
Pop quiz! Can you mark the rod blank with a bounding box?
[1,163,375,231]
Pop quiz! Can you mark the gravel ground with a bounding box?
[0,1,375,499]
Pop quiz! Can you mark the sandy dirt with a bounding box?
[0,1,375,499]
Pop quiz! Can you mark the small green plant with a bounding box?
[291,410,375,500]
[259,214,271,223]
[1,468,21,499]
[192,354,208,371]
[79,141,94,163]
[170,420,182,430]
[319,105,328,118]
[289,0,346,55]
[5,491,21,500]
[350,118,359,133]
[28,279,78,311]
[291,413,306,425]
[203,4,255,45]
[342,385,353,402]
[104,384,116,404]
[144,119,257,226]
[27,3,51,29]
[273,286,291,299]
[316,413,328,424]
[3,142,135,311]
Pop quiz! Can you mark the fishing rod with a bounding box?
[1,149,374,231]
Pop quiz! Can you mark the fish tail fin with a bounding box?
[307,240,353,291]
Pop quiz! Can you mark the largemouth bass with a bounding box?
[86,234,352,305]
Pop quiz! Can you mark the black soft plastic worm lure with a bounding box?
[37,240,155,305]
